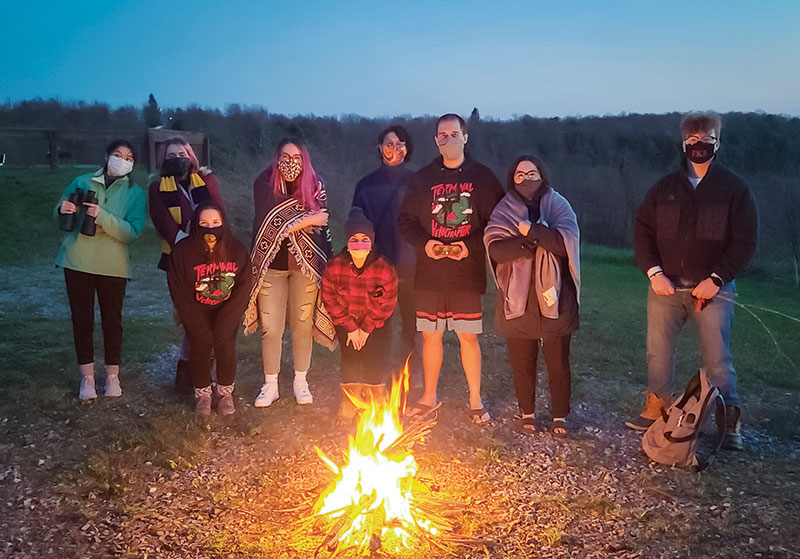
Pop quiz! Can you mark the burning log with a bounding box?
[303,363,485,557]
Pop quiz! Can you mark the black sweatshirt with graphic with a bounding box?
[398,155,503,293]
[167,227,252,338]
[634,159,758,285]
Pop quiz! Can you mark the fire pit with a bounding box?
[296,363,484,557]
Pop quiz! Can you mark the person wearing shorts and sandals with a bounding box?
[398,113,504,425]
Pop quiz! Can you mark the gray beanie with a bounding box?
[345,207,375,243]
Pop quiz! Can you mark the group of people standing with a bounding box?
[54,110,756,448]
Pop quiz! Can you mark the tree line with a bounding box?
[1,97,798,283]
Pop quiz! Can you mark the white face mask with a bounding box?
[107,155,134,177]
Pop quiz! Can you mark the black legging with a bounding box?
[184,306,239,388]
[506,335,572,418]
[64,268,127,365]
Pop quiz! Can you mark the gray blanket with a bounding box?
[484,189,580,320]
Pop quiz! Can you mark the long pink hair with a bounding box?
[158,136,201,175]
[267,138,322,211]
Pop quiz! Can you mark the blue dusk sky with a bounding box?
[2,0,799,119]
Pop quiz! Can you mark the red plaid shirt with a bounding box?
[321,252,398,333]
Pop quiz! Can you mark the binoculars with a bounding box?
[432,244,462,257]
[59,188,98,236]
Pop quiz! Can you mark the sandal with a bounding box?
[551,418,567,437]
[404,402,436,418]
[519,416,537,434]
[469,407,491,426]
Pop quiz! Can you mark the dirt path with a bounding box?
[2,356,799,559]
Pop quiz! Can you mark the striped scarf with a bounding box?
[158,173,208,255]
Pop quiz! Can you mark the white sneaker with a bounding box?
[293,379,313,405]
[80,376,97,400]
[254,383,279,408]
[105,375,122,397]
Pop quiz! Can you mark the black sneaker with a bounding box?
[625,415,656,431]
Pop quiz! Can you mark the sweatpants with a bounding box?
[64,268,127,365]
[506,335,572,418]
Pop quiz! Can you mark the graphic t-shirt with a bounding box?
[398,156,503,293]
[431,181,475,239]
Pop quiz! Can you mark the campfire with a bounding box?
[302,363,475,557]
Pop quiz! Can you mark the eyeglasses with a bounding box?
[514,170,541,182]
[279,155,303,164]
[383,141,407,151]
[684,135,717,144]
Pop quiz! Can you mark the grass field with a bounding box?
[1,165,798,558]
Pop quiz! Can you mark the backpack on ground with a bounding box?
[642,369,726,471]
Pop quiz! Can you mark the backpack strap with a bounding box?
[693,392,727,473]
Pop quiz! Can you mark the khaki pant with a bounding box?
[257,267,318,376]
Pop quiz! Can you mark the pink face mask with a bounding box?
[347,240,372,253]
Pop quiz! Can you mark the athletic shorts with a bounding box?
[415,290,482,334]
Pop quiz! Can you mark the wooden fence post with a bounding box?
[47,130,59,169]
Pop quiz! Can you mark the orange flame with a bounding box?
[313,361,438,552]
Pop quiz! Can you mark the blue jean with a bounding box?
[646,283,739,407]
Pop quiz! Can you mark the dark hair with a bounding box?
[104,140,136,183]
[507,155,551,192]
[106,139,136,161]
[377,125,413,163]
[436,113,467,134]
[190,201,228,263]
[680,111,722,139]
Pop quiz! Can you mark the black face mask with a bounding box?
[684,142,716,164]
[197,224,223,245]
[515,178,543,200]
[162,157,192,177]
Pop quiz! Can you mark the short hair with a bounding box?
[680,111,722,138]
[105,139,136,161]
[377,125,413,163]
[507,155,551,192]
[436,113,467,134]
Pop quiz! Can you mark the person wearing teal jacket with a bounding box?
[55,140,146,401]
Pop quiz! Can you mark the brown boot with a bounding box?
[194,386,212,416]
[625,392,670,431]
[216,384,236,416]
[716,404,743,451]
[365,384,387,404]
[339,384,361,420]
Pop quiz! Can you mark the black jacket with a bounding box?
[398,155,503,293]
[634,159,758,284]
